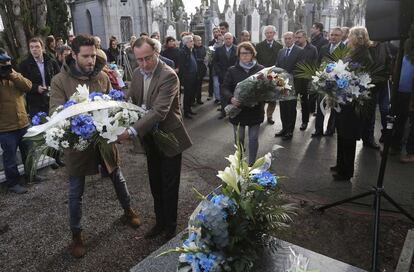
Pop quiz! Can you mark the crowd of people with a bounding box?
[1,21,414,258]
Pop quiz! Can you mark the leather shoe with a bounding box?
[300,123,308,131]
[311,132,323,138]
[282,133,293,140]
[363,141,380,150]
[332,173,351,181]
[267,117,275,125]
[144,224,165,239]
[274,130,286,137]
[184,113,193,119]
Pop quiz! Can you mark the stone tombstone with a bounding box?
[152,21,160,34]
[235,12,245,41]
[280,12,288,37]
[225,9,236,36]
[166,24,176,39]
[251,8,260,43]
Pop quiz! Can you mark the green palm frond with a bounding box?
[295,62,319,80]
[329,46,352,62]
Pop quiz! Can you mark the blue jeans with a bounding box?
[233,124,260,165]
[69,168,131,231]
[0,127,29,187]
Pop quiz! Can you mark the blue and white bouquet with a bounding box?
[310,59,375,109]
[161,142,296,271]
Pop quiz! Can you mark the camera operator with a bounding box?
[0,48,32,194]
[19,37,60,117]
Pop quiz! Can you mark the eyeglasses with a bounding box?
[136,53,155,63]
[239,51,253,56]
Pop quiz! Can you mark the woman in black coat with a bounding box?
[332,26,374,181]
[222,42,265,165]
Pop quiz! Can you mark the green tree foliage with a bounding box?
[46,0,70,40]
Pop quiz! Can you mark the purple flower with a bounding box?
[325,63,336,73]
[31,112,48,126]
[89,92,104,101]
[108,89,125,101]
[71,114,96,139]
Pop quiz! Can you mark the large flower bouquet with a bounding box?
[161,141,296,271]
[24,84,178,179]
[224,66,294,118]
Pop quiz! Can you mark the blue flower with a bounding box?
[64,100,77,109]
[71,114,96,139]
[198,253,218,272]
[336,78,349,89]
[254,171,278,188]
[31,112,48,126]
[211,194,237,215]
[325,63,336,73]
[108,89,125,101]
[89,92,103,101]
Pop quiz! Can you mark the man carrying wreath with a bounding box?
[50,35,141,258]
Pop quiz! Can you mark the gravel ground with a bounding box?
[1,143,413,271]
[0,144,220,272]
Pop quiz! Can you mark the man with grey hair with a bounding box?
[94,36,101,49]
[178,35,198,118]
[256,25,283,124]
[274,31,304,140]
[213,32,237,119]
[152,38,175,69]
[193,35,207,104]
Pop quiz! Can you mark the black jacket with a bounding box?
[275,45,304,75]
[161,47,181,67]
[213,44,238,83]
[106,47,119,63]
[178,46,198,81]
[311,33,329,53]
[222,62,265,126]
[19,53,60,116]
[318,42,346,64]
[256,40,283,67]
[194,45,207,79]
[300,42,319,64]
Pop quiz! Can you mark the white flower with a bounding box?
[61,141,69,148]
[129,111,139,123]
[100,120,126,143]
[332,60,349,75]
[72,84,89,103]
[102,94,112,101]
[92,109,110,132]
[358,73,375,89]
[217,166,240,194]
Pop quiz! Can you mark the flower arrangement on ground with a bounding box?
[224,66,294,118]
[161,140,296,271]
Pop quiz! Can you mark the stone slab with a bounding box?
[130,232,366,272]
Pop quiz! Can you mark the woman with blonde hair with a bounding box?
[332,26,374,181]
[221,42,265,165]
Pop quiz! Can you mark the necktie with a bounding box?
[268,42,272,48]
[330,45,335,54]
[285,48,291,57]
[226,48,231,58]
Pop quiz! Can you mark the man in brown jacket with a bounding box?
[119,37,192,240]
[50,35,140,258]
[0,49,32,194]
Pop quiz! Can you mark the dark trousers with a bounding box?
[68,167,131,231]
[336,136,357,178]
[208,64,214,97]
[195,76,203,103]
[279,99,297,133]
[361,94,377,143]
[314,96,336,134]
[183,76,197,114]
[391,92,411,150]
[0,127,29,187]
[406,112,414,155]
[297,79,310,124]
[377,82,391,130]
[309,93,318,114]
[144,136,182,229]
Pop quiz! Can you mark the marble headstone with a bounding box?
[225,9,236,36]
[251,8,260,43]
[166,24,176,39]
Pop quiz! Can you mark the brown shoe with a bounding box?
[122,208,141,228]
[400,154,414,163]
[70,230,86,258]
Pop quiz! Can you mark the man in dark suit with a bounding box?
[294,30,318,131]
[208,27,221,100]
[275,32,304,140]
[310,22,329,53]
[256,25,283,124]
[213,32,237,119]
[20,37,60,117]
[312,27,345,137]
[120,37,192,240]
